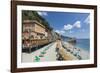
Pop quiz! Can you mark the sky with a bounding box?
[37,11,90,39]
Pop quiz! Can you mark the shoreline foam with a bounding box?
[62,41,90,60]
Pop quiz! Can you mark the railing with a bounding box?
[31,39,49,46]
[23,39,51,48]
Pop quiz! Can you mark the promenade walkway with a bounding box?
[22,40,83,63]
[22,42,57,62]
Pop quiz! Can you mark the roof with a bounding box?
[23,20,45,29]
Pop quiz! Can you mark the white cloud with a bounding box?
[55,20,81,36]
[73,21,81,28]
[55,30,60,34]
[84,15,90,24]
[55,30,65,34]
[63,21,81,31]
[37,12,48,16]
[64,24,73,30]
[60,30,65,34]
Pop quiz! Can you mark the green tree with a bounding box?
[22,10,53,31]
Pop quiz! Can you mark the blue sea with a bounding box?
[75,39,90,52]
[62,37,90,52]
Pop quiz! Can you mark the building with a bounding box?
[22,19,62,53]
[22,20,53,53]
[22,20,48,39]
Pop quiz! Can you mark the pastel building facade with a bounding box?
[22,20,52,52]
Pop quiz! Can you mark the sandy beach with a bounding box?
[56,40,78,60]
[62,41,90,60]
[22,40,89,63]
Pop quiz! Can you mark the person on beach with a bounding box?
[76,48,80,56]
[56,40,60,57]
[76,48,82,59]
[56,40,63,60]
[73,48,77,55]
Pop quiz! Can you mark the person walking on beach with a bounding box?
[76,48,82,60]
[56,40,63,60]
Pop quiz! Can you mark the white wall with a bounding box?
[0,0,99,73]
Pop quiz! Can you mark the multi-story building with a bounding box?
[22,19,61,53]
[22,20,52,52]
[22,20,47,39]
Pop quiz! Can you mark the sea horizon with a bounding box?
[61,37,90,52]
[75,39,90,52]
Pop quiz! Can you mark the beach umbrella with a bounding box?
[34,56,40,62]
